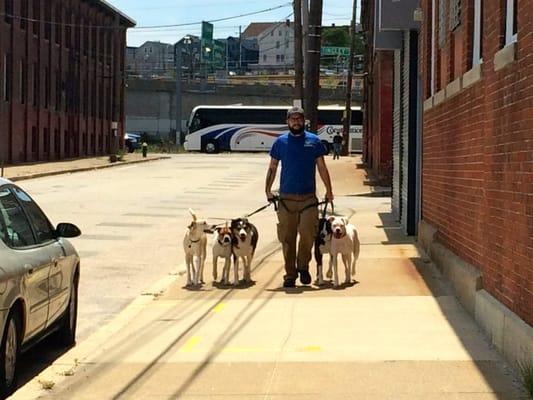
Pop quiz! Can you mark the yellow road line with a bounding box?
[212,303,226,313]
[181,336,201,352]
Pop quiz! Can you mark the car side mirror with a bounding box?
[56,223,82,238]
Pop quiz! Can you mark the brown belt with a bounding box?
[279,193,316,201]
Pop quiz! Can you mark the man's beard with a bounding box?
[289,125,304,135]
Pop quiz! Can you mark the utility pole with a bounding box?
[175,44,183,145]
[239,25,242,73]
[305,0,323,132]
[342,0,357,155]
[293,0,304,106]
[302,0,309,86]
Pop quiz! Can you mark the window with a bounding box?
[263,54,267,62]
[438,0,447,48]
[55,5,61,45]
[276,41,280,49]
[33,0,40,36]
[31,126,38,153]
[20,60,26,104]
[276,54,280,62]
[0,188,36,248]
[3,54,12,102]
[430,0,436,97]
[12,187,55,244]
[44,6,51,40]
[280,54,285,62]
[4,0,13,24]
[43,127,50,154]
[449,0,461,31]
[54,129,60,155]
[505,0,517,44]
[278,30,282,36]
[20,0,28,30]
[55,69,61,111]
[44,67,49,108]
[472,0,483,66]
[33,62,39,107]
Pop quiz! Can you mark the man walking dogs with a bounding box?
[265,107,334,288]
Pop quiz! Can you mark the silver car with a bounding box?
[0,178,81,396]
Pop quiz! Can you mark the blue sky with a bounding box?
[107,0,357,47]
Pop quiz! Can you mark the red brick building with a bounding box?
[361,1,394,186]
[0,0,135,164]
[419,0,532,327]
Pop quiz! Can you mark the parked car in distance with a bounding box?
[0,178,81,396]
[124,133,142,153]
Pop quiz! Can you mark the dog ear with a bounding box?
[216,226,223,233]
[328,216,335,223]
[342,217,348,225]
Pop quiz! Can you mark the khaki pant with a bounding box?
[276,195,318,280]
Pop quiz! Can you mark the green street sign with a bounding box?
[201,21,214,62]
[321,46,350,56]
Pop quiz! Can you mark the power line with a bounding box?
[0,3,291,31]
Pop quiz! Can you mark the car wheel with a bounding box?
[57,274,78,347]
[204,140,219,154]
[0,312,21,397]
[321,140,331,155]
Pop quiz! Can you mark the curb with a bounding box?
[6,156,171,182]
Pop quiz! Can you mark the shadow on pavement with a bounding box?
[15,335,71,392]
[377,209,521,399]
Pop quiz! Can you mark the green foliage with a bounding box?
[518,359,533,399]
[322,27,350,47]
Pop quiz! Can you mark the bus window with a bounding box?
[189,116,202,133]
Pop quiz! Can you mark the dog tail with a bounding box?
[188,208,197,221]
[352,230,360,276]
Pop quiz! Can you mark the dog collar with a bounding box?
[189,238,200,244]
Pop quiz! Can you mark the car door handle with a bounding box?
[24,264,34,274]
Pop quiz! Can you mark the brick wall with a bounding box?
[420,0,533,325]
[362,0,393,185]
[0,0,132,164]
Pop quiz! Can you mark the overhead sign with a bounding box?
[321,46,350,57]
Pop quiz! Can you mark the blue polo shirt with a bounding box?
[270,131,327,195]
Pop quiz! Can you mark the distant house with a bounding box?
[175,35,202,79]
[225,36,259,72]
[247,21,294,73]
[126,41,175,78]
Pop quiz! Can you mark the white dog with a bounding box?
[183,209,210,286]
[327,216,360,287]
[212,224,233,284]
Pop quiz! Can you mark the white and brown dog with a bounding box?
[327,216,360,287]
[212,224,233,284]
[183,209,211,286]
[230,217,258,285]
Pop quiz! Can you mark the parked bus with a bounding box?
[183,105,362,154]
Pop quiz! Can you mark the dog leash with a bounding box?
[320,200,334,219]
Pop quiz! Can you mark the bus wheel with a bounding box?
[321,141,331,155]
[204,140,219,154]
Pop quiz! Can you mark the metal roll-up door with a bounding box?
[392,49,402,221]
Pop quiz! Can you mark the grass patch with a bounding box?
[518,359,533,399]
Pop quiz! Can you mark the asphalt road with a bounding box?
[21,154,278,342]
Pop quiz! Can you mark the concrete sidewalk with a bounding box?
[10,157,524,399]
[2,153,170,182]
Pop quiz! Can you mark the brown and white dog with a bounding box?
[230,217,258,285]
[212,224,233,284]
[327,216,360,287]
[183,209,211,286]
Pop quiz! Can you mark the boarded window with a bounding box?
[449,0,461,31]
[439,0,447,48]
